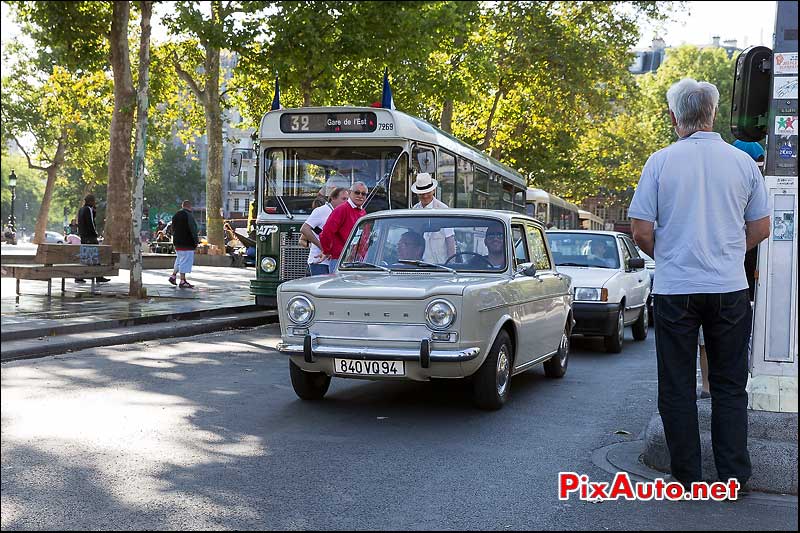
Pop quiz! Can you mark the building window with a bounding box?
[234,198,240,212]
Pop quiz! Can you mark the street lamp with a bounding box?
[8,170,17,233]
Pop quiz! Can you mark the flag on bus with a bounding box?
[271,74,281,111]
[381,68,395,109]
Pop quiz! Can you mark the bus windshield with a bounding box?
[263,146,403,216]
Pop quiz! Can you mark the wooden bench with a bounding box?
[9,244,119,296]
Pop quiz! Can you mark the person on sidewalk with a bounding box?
[75,194,110,284]
[169,200,199,289]
[319,181,368,272]
[629,78,771,490]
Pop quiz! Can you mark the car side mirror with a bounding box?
[229,152,243,178]
[628,257,645,270]
[515,262,538,277]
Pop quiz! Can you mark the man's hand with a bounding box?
[631,219,655,258]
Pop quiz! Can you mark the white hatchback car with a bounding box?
[43,231,65,244]
[546,230,650,353]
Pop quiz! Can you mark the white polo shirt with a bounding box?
[412,198,455,264]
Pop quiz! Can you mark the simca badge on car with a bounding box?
[276,210,574,410]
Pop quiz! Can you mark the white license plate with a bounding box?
[333,358,405,376]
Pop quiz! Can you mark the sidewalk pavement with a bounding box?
[1,264,276,361]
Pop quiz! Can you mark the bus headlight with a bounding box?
[287,296,315,325]
[261,257,277,273]
[426,299,456,330]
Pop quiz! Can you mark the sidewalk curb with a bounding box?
[591,440,798,507]
[1,304,265,342]
[1,310,278,363]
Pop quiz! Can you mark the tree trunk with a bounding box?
[32,133,67,245]
[440,99,454,133]
[130,0,152,299]
[301,79,312,107]
[203,43,224,251]
[479,88,503,151]
[106,1,136,253]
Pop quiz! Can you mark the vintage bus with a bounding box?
[235,107,528,306]
[525,188,580,229]
[578,209,605,230]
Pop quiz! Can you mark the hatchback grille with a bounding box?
[279,231,309,281]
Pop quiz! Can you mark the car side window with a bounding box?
[511,224,529,268]
[622,236,641,259]
[526,225,551,271]
[618,237,631,267]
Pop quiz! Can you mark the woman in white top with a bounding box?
[411,173,456,264]
[302,187,349,275]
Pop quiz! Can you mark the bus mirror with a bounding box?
[229,152,243,177]
[730,45,772,142]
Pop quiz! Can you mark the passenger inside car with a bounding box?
[396,230,426,262]
[587,239,616,268]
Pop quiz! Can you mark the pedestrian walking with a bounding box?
[75,194,110,284]
[629,78,771,490]
[411,173,456,263]
[319,182,368,272]
[169,200,199,289]
[301,187,349,275]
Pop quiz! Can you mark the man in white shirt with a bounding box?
[301,187,349,275]
[411,173,456,263]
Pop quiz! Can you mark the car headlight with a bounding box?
[426,299,456,330]
[261,257,277,273]
[287,296,315,324]
[574,287,608,302]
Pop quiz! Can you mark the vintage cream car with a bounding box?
[276,210,574,410]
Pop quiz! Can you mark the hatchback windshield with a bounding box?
[547,233,620,269]
[339,216,508,272]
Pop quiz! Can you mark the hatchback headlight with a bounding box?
[574,287,608,302]
[287,296,315,324]
[426,299,456,330]
[261,257,277,273]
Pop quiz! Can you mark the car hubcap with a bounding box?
[643,306,648,329]
[618,310,624,343]
[496,345,510,396]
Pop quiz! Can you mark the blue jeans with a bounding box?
[307,263,329,276]
[653,289,752,485]
[328,259,339,272]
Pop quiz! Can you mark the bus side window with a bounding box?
[473,167,490,208]
[412,145,436,177]
[389,153,409,209]
[457,158,473,208]
[488,173,502,209]
[438,150,456,207]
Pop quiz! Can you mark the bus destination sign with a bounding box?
[280,112,378,134]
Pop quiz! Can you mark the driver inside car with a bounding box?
[467,224,506,270]
[587,239,615,268]
[396,230,426,262]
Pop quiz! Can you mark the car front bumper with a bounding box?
[571,302,620,336]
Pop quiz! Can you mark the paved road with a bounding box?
[1,326,796,530]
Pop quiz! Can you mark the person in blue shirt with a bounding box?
[629,78,771,491]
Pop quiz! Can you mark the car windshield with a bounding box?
[547,233,620,269]
[339,216,508,272]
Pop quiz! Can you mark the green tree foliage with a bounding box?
[1,157,45,235]
[144,141,204,220]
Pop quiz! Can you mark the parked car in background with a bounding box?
[43,231,65,244]
[636,247,656,326]
[547,230,650,353]
[277,210,574,410]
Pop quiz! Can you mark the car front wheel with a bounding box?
[604,306,624,353]
[472,330,513,410]
[289,359,331,400]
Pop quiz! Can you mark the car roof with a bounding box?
[360,208,543,227]
[546,229,630,238]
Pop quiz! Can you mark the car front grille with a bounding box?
[279,231,309,281]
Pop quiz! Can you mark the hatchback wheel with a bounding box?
[472,330,512,410]
[632,305,648,341]
[604,306,624,353]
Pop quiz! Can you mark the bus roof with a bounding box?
[526,188,579,211]
[259,106,526,187]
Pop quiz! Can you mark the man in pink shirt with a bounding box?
[320,181,368,272]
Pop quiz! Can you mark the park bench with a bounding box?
[9,243,119,296]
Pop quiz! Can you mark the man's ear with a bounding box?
[669,110,678,127]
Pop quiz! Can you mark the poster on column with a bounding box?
[774,52,798,75]
[772,210,794,241]
[773,76,798,99]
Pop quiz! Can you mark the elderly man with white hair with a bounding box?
[411,172,456,263]
[629,78,771,491]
